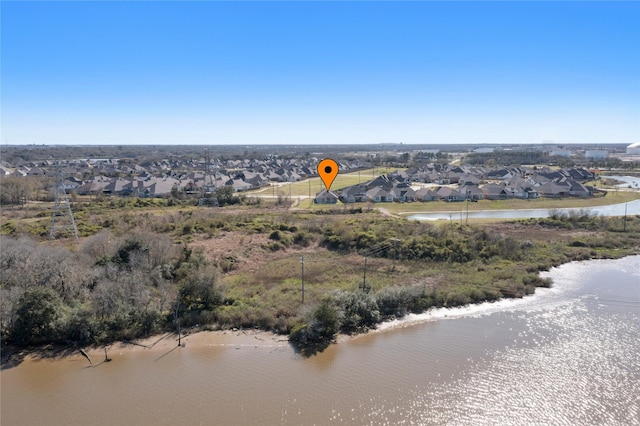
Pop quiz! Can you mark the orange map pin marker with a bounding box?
[318,158,339,191]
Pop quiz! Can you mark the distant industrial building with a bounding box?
[550,148,572,157]
[584,150,608,159]
[474,147,494,154]
[626,142,640,155]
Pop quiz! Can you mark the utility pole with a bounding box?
[300,256,305,304]
[449,213,454,240]
[390,238,400,272]
[624,202,628,232]
[362,256,368,292]
[466,198,470,225]
[144,246,151,271]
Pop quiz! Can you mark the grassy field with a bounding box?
[3,188,640,356]
[245,167,399,198]
[381,191,640,215]
[291,190,640,215]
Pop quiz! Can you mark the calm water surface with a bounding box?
[2,256,639,425]
[601,175,640,189]
[407,199,640,221]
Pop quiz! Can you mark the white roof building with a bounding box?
[626,142,640,155]
[584,150,608,159]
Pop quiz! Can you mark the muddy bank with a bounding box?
[2,329,289,369]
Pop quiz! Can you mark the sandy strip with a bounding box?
[1,329,291,367]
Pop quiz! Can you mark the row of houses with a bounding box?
[1,157,367,197]
[315,166,596,204]
[72,168,348,198]
[1,157,363,181]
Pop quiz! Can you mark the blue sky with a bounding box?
[1,1,639,145]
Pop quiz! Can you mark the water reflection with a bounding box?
[601,175,640,189]
[408,199,640,221]
[2,256,639,425]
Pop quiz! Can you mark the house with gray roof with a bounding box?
[315,189,340,204]
[436,186,465,202]
[463,185,484,201]
[390,187,416,202]
[482,183,510,200]
[366,187,392,203]
[415,188,439,202]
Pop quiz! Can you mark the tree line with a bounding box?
[0,232,223,346]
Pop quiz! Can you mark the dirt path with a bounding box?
[377,207,400,218]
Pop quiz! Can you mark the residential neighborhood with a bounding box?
[0,145,631,207]
[316,164,599,204]
[0,156,366,198]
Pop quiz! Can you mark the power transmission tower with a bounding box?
[49,173,79,242]
[199,148,219,207]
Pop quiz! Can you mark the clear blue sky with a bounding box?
[2,1,639,145]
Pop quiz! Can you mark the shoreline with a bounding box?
[1,328,290,368]
[399,198,640,218]
[3,253,638,368]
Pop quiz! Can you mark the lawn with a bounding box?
[377,191,640,215]
[245,167,399,198]
[293,189,640,215]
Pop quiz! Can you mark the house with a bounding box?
[443,171,461,184]
[536,182,570,198]
[314,189,339,204]
[463,185,484,201]
[138,177,183,197]
[435,186,465,202]
[366,187,393,202]
[482,183,510,200]
[62,178,82,191]
[76,178,109,195]
[340,185,369,203]
[391,187,416,202]
[560,179,591,197]
[366,175,394,191]
[564,168,595,181]
[486,169,513,181]
[505,179,539,199]
[226,178,253,192]
[26,167,46,176]
[415,188,438,202]
[102,178,134,195]
[459,174,481,186]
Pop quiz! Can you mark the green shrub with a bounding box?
[12,287,64,345]
[522,274,552,288]
[293,231,313,247]
[262,241,285,252]
[375,285,425,319]
[332,290,380,334]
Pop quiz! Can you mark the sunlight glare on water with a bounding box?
[2,257,638,425]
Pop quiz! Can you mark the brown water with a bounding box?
[2,256,639,425]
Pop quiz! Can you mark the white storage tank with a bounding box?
[626,142,640,155]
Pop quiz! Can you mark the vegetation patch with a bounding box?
[1,199,638,361]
